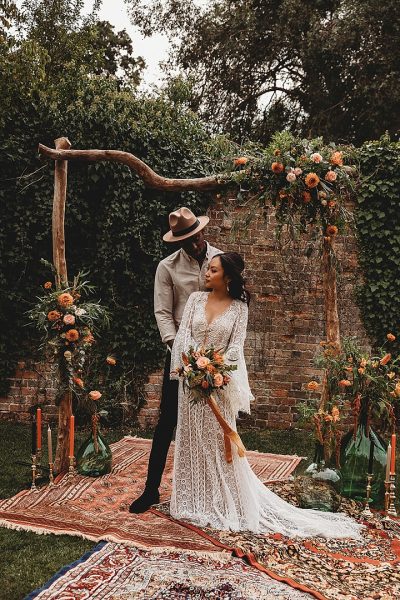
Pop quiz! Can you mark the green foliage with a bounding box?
[355,136,400,354]
[0,1,222,419]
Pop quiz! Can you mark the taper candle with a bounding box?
[390,433,396,474]
[47,426,53,464]
[36,408,42,450]
[368,438,374,475]
[386,443,391,481]
[69,415,75,458]
[31,418,36,455]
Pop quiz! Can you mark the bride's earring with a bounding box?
[226,282,230,293]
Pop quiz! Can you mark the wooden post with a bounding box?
[320,238,341,412]
[52,137,72,474]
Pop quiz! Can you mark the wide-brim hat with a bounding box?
[163,207,209,242]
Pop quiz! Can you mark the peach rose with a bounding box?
[106,356,116,366]
[196,356,210,369]
[330,151,343,166]
[325,170,337,182]
[89,390,102,401]
[294,167,303,176]
[63,314,75,326]
[310,152,323,163]
[305,173,320,188]
[65,329,79,342]
[286,172,296,183]
[213,373,224,387]
[47,310,62,322]
[387,333,396,342]
[57,292,74,307]
[271,162,284,174]
[307,380,320,391]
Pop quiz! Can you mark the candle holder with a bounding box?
[31,454,38,492]
[361,474,373,518]
[386,473,398,518]
[67,456,76,480]
[48,461,54,486]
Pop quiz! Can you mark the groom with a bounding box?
[129,207,221,513]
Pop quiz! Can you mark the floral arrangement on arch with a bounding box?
[223,133,357,245]
[299,336,399,462]
[28,271,116,412]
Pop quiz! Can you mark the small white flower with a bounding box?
[321,199,328,206]
[286,172,296,183]
[75,308,86,316]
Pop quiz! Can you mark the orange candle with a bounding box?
[390,433,396,474]
[69,415,75,458]
[36,408,42,450]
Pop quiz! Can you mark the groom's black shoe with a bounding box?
[129,489,160,514]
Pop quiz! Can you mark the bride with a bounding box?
[170,252,362,539]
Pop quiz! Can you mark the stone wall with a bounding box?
[0,198,367,429]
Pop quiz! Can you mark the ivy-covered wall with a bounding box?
[356,136,400,351]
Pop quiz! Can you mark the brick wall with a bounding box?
[1,198,368,429]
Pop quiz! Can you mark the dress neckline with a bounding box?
[202,293,234,327]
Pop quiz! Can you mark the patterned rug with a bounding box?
[0,436,302,554]
[26,541,312,599]
[155,482,400,600]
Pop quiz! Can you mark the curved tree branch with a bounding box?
[38,144,227,191]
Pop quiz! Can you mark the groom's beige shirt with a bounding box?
[154,242,221,344]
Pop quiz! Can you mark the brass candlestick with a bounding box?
[31,454,38,491]
[67,456,76,480]
[386,473,398,517]
[384,479,390,515]
[361,474,373,518]
[35,448,42,478]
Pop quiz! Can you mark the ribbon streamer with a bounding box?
[207,395,246,463]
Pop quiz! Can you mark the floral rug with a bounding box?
[155,482,400,600]
[0,436,301,554]
[26,541,312,599]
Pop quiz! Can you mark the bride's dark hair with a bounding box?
[215,252,251,305]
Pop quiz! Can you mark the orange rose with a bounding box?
[106,356,116,366]
[196,356,210,369]
[305,172,320,188]
[339,379,352,387]
[330,151,343,166]
[302,191,312,203]
[234,157,248,166]
[57,292,74,307]
[387,333,396,342]
[326,224,338,236]
[44,281,52,289]
[89,390,102,401]
[73,377,84,388]
[47,310,61,322]
[271,162,284,174]
[380,353,391,366]
[307,380,320,391]
[65,329,79,342]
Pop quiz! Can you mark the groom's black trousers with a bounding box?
[145,351,179,493]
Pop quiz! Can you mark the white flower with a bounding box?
[321,199,328,206]
[286,172,296,183]
[294,167,303,176]
[311,152,323,163]
[75,308,86,316]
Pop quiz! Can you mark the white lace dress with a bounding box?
[170,291,363,539]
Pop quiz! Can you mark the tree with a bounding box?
[127,0,400,144]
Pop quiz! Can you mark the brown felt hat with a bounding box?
[163,207,209,242]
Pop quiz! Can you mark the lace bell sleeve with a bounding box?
[225,301,254,415]
[170,292,198,380]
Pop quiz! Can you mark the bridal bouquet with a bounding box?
[174,345,237,404]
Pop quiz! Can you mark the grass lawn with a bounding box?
[0,421,397,599]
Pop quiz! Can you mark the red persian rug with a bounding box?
[0,436,301,554]
[27,541,312,599]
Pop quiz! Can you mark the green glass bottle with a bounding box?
[76,415,112,477]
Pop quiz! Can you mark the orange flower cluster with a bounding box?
[48,310,62,322]
[271,162,284,174]
[234,157,248,166]
[65,329,79,342]
[330,151,343,166]
[58,292,74,307]
[305,172,320,188]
